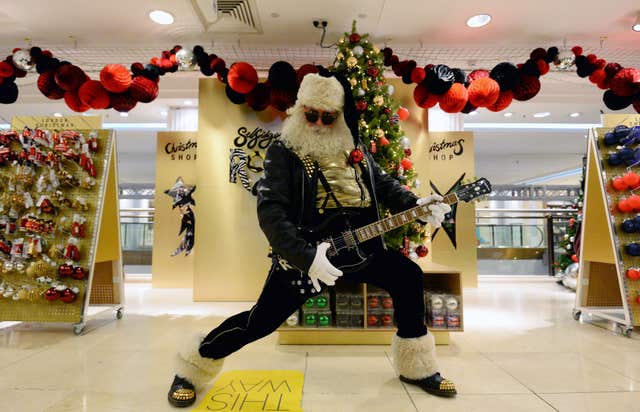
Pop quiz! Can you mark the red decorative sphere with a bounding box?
[486,90,513,112]
[628,194,640,210]
[467,69,490,83]
[411,67,426,84]
[349,33,361,43]
[618,199,633,213]
[569,218,576,226]
[64,91,90,112]
[78,80,110,109]
[367,66,379,77]
[400,158,413,170]
[612,177,628,191]
[130,76,159,103]
[404,148,412,157]
[44,287,59,301]
[439,83,468,113]
[296,64,318,85]
[416,245,429,257]
[513,75,541,101]
[110,92,137,112]
[54,64,88,92]
[623,172,640,188]
[626,268,640,280]
[589,69,607,84]
[397,106,410,120]
[468,77,500,107]
[100,64,132,93]
[60,288,77,304]
[227,62,259,94]
[37,71,65,100]
[349,149,364,164]
[571,254,578,263]
[356,100,368,112]
[610,68,640,97]
[413,83,439,108]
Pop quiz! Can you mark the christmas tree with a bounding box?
[332,21,428,258]
[554,162,585,272]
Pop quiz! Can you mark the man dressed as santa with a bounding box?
[167,71,456,407]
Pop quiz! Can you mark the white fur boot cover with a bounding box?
[391,333,439,380]
[174,334,224,393]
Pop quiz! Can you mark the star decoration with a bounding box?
[164,177,196,209]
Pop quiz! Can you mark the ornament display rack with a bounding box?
[0,124,123,335]
[573,127,639,336]
[277,261,462,345]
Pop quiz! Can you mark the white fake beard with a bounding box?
[279,105,355,159]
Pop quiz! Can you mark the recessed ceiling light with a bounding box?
[184,100,193,105]
[160,110,168,116]
[633,23,640,32]
[469,110,478,116]
[466,14,491,28]
[503,112,513,117]
[120,112,129,117]
[149,10,174,25]
[53,112,63,117]
[533,112,551,118]
[569,112,581,118]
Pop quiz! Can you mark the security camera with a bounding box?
[313,19,327,29]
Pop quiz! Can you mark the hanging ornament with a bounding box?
[404,148,412,157]
[401,136,411,148]
[348,148,364,164]
[346,57,357,68]
[367,66,379,77]
[380,136,390,146]
[571,254,578,262]
[359,119,368,128]
[387,84,395,96]
[349,33,361,43]
[565,244,572,250]
[12,49,34,72]
[555,51,574,71]
[338,37,345,44]
[569,236,575,242]
[564,234,569,240]
[175,48,195,70]
[350,77,358,86]
[357,88,365,97]
[373,95,384,106]
[397,106,410,120]
[353,46,364,56]
[372,46,380,54]
[375,128,385,138]
[334,61,341,69]
[370,140,377,153]
[336,52,344,61]
[416,245,429,257]
[361,79,369,91]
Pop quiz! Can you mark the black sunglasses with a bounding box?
[304,109,339,126]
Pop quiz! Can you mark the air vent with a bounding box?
[194,0,262,34]
[217,0,256,28]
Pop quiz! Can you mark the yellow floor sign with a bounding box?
[195,370,304,412]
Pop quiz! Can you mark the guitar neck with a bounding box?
[354,192,458,243]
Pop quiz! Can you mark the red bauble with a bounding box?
[397,106,410,120]
[618,199,633,213]
[349,33,361,43]
[589,69,607,84]
[379,136,390,146]
[130,76,159,103]
[367,66,380,77]
[100,64,132,93]
[628,195,640,210]
[404,148,412,157]
[54,65,88,92]
[487,90,513,112]
[78,80,110,109]
[44,287,59,301]
[467,69,489,83]
[513,75,541,101]
[626,268,640,280]
[571,46,583,56]
[356,100,368,112]
[59,288,77,303]
[37,71,65,100]
[400,158,413,170]
[623,172,640,188]
[227,62,258,94]
[569,218,576,226]
[110,92,137,112]
[367,315,378,326]
[468,77,500,108]
[416,245,429,257]
[411,67,426,83]
[610,68,640,97]
[72,267,86,280]
[612,176,628,191]
[439,83,468,113]
[571,254,578,263]
[64,91,90,112]
[413,83,438,108]
[349,149,364,164]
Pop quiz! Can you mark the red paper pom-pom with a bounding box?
[397,106,410,120]
[610,68,640,97]
[0,61,14,78]
[439,83,468,113]
[130,76,159,103]
[530,48,547,61]
[269,89,295,112]
[595,59,607,69]
[413,83,439,108]
[37,71,65,100]
[246,82,271,111]
[110,92,137,112]
[513,75,541,101]
[296,64,318,85]
[54,65,88,92]
[210,57,226,73]
[411,67,426,84]
[349,149,364,164]
[64,91,90,112]
[618,199,633,213]
[486,90,513,112]
[586,54,597,65]
[468,77,500,107]
[589,69,607,84]
[605,62,622,78]
[467,69,489,83]
[400,158,413,170]
[227,62,258,94]
[537,60,550,76]
[597,78,611,90]
[100,64,132,93]
[78,80,110,109]
[571,46,583,56]
[612,177,628,191]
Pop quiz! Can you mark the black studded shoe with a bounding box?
[168,375,197,408]
[400,372,457,398]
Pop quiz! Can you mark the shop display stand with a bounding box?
[277,261,463,345]
[573,129,637,336]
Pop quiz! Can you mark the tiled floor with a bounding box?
[0,277,638,412]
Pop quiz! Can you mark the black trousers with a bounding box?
[199,250,428,359]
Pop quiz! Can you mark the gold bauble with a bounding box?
[27,261,55,278]
[350,77,358,86]
[346,56,357,68]
[336,52,344,61]
[373,95,384,106]
[373,46,380,54]
[359,119,368,127]
[339,37,345,44]
[375,128,385,138]
[362,79,368,91]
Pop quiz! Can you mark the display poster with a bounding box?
[388,79,477,287]
[195,79,282,300]
[602,113,640,128]
[152,132,198,288]
[0,118,120,323]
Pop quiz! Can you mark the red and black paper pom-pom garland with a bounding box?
[0,43,638,115]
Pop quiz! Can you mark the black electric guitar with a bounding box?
[288,178,492,295]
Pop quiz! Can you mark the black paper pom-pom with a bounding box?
[193,45,205,57]
[520,59,541,77]
[603,90,632,110]
[461,101,477,114]
[546,47,559,63]
[268,61,297,91]
[402,72,413,84]
[0,81,19,104]
[452,68,466,84]
[29,47,42,58]
[530,48,547,61]
[574,55,594,78]
[225,84,246,104]
[425,64,454,95]
[142,64,161,81]
[490,62,521,91]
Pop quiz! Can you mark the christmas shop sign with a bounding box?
[429,137,465,161]
[165,138,197,161]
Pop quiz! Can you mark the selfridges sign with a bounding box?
[428,137,465,161]
[165,138,197,161]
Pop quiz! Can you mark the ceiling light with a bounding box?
[533,112,551,118]
[633,16,640,32]
[149,10,174,25]
[503,112,513,117]
[469,110,478,116]
[569,112,581,118]
[53,112,63,117]
[466,14,491,28]
[358,13,367,19]
[184,100,193,105]
[120,112,129,117]
[160,110,168,116]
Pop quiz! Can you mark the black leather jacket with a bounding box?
[256,140,418,273]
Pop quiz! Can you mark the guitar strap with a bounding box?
[316,168,344,213]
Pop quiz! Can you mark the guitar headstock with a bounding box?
[455,178,492,202]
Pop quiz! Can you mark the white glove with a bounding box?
[308,242,343,291]
[417,194,452,228]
